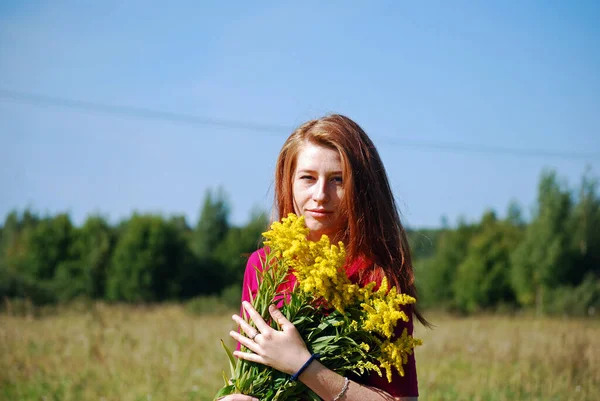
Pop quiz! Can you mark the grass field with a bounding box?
[1,303,598,401]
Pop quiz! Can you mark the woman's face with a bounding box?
[292,141,346,242]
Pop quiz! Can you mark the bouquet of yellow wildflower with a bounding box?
[215,214,422,401]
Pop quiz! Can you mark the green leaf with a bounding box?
[221,339,236,378]
[214,384,236,399]
[221,370,229,386]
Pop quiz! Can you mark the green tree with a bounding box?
[174,188,235,298]
[506,200,525,227]
[567,168,600,284]
[0,210,52,302]
[106,214,192,302]
[192,188,230,260]
[23,213,75,281]
[214,208,269,284]
[417,217,477,310]
[408,228,442,261]
[0,211,72,303]
[453,211,522,313]
[510,170,572,314]
[0,210,40,272]
[53,215,114,301]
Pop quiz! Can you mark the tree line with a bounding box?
[415,169,600,316]
[1,170,599,316]
[0,188,266,306]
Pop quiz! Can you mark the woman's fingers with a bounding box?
[229,330,261,353]
[233,348,264,364]
[232,314,259,339]
[268,304,293,331]
[242,301,271,333]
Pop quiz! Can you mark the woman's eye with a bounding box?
[332,176,343,183]
[300,175,314,180]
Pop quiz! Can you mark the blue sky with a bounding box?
[1,1,599,229]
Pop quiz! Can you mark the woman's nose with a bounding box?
[313,180,330,202]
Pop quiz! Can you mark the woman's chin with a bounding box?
[306,226,333,241]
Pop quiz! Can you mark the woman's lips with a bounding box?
[307,210,332,218]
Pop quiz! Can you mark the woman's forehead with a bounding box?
[295,142,342,171]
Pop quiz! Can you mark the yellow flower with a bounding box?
[360,277,416,338]
[264,214,358,312]
[263,213,310,262]
[355,360,381,376]
[377,328,423,382]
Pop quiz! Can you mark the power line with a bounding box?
[0,88,288,134]
[381,137,598,160]
[1,88,598,161]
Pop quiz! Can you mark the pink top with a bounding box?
[240,248,419,398]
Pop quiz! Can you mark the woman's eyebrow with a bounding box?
[296,169,343,175]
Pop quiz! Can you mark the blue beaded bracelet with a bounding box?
[290,353,321,381]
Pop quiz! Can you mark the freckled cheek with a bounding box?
[334,192,346,225]
[292,197,303,215]
[335,188,345,204]
[292,188,309,214]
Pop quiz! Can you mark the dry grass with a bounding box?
[0,303,236,401]
[1,304,598,401]
[414,313,600,401]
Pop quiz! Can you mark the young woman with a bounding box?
[219,114,427,401]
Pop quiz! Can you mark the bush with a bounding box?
[0,266,57,305]
[544,274,600,317]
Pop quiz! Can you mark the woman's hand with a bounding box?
[230,301,312,376]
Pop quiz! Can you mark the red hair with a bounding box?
[274,114,428,326]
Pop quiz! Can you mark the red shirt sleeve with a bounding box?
[236,249,265,351]
[240,249,265,307]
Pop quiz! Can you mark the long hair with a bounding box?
[274,114,429,326]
